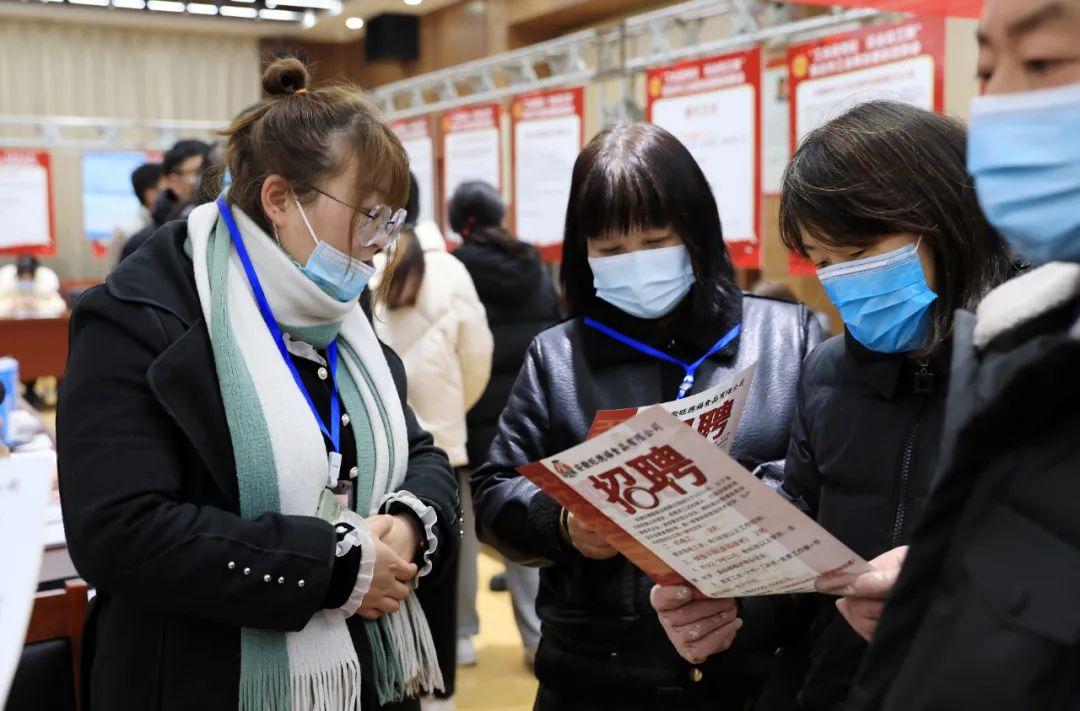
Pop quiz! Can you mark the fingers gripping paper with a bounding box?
[520,407,868,598]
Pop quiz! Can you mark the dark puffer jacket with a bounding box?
[453,239,561,466]
[779,332,949,710]
[470,282,825,708]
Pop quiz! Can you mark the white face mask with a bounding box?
[588,244,695,320]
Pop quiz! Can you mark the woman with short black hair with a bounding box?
[775,100,1013,710]
[470,122,824,710]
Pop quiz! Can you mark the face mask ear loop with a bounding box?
[292,194,320,246]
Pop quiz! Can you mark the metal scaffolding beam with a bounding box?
[0,114,224,150]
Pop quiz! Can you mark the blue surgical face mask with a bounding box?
[968,83,1080,265]
[292,196,375,302]
[818,241,938,354]
[589,244,695,320]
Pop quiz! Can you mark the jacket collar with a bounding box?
[579,284,743,367]
[975,262,1080,351]
[843,329,948,400]
[107,221,240,506]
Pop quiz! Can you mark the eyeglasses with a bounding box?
[311,187,408,250]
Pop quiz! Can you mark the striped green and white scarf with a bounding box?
[187,201,443,710]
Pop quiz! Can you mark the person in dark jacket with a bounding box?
[470,122,825,711]
[450,180,561,667]
[58,58,457,711]
[766,101,1012,710]
[119,138,209,262]
[836,3,1080,709]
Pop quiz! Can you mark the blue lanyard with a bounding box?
[584,317,741,400]
[215,197,342,454]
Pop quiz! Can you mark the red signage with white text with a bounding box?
[441,103,502,244]
[786,18,945,275]
[511,87,584,263]
[0,150,55,256]
[775,0,980,18]
[647,48,763,269]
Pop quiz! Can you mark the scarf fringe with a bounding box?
[365,593,445,705]
[290,659,363,711]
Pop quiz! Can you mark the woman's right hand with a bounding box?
[566,511,619,560]
[357,516,419,621]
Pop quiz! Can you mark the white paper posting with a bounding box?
[0,451,55,705]
[0,162,50,251]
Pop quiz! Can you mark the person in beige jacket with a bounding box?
[374,177,493,708]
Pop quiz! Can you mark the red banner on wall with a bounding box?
[786,17,945,275]
[511,87,584,263]
[646,47,763,269]
[774,0,980,18]
[0,150,55,256]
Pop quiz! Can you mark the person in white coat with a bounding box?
[374,175,493,707]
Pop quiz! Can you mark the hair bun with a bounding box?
[262,57,310,97]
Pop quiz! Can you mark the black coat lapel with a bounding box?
[147,318,239,508]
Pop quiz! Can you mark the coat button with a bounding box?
[228,561,236,570]
[243,567,251,576]
[690,668,704,683]
[263,574,272,583]
[341,414,351,427]
[278,577,286,584]
[349,467,359,480]
[317,367,329,381]
[298,580,306,588]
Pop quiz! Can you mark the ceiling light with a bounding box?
[345,16,363,29]
[187,2,217,13]
[302,9,316,28]
[68,0,110,6]
[270,0,332,9]
[111,0,146,7]
[219,4,257,16]
[147,0,185,10]
[260,8,300,20]
[404,0,422,6]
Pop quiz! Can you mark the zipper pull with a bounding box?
[913,360,934,396]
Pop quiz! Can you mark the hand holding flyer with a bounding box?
[520,407,868,598]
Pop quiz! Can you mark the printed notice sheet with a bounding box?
[0,452,55,705]
[520,407,868,598]
[587,363,756,456]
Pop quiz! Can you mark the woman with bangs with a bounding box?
[470,122,825,710]
[58,58,458,710]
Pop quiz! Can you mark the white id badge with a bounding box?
[327,451,342,488]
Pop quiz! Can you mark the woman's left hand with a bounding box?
[368,513,422,564]
[650,585,742,664]
[816,545,909,642]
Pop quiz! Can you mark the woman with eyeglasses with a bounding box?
[57,57,459,711]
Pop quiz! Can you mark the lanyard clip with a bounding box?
[677,373,695,400]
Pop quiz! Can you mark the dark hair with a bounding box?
[195,141,228,204]
[385,229,425,309]
[561,122,736,317]
[131,163,163,203]
[163,139,209,176]
[404,173,420,230]
[779,100,1014,357]
[223,56,410,301]
[16,254,39,278]
[448,181,530,257]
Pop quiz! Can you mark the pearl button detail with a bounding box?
[278,577,285,584]
[317,367,328,381]
[348,466,358,480]
[298,580,306,588]
[263,574,272,583]
[243,567,251,576]
[228,561,236,570]
[341,414,350,427]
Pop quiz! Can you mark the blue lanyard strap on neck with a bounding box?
[215,196,342,453]
[583,316,741,400]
